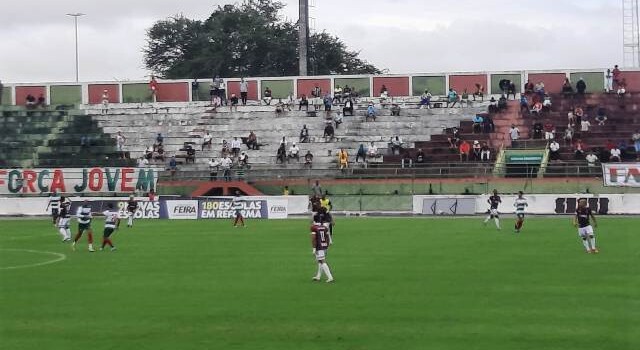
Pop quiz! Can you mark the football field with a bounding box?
[1,217,638,350]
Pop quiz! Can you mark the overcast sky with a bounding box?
[0,0,623,83]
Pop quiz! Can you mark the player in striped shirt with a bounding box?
[46,191,61,225]
[232,191,245,227]
[72,200,95,252]
[513,191,528,233]
[101,203,120,251]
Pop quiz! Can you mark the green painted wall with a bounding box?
[50,85,82,105]
[123,83,153,103]
[335,78,370,97]
[1,86,11,105]
[412,76,446,96]
[569,72,604,93]
[490,74,522,94]
[260,80,294,99]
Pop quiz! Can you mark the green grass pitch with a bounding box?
[1,217,638,350]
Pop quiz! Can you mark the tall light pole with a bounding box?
[298,0,309,76]
[66,13,85,82]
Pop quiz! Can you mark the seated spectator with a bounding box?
[482,114,494,133]
[617,79,627,97]
[208,158,220,181]
[567,111,576,126]
[498,95,508,110]
[544,121,555,140]
[390,136,403,155]
[288,143,300,162]
[580,119,591,133]
[366,103,377,121]
[229,93,239,112]
[390,103,401,116]
[481,142,491,161]
[618,139,629,159]
[549,140,560,161]
[379,85,389,104]
[609,146,621,162]
[202,132,213,151]
[576,78,587,95]
[420,90,432,109]
[156,133,164,145]
[459,140,471,161]
[333,85,343,104]
[137,156,149,168]
[473,83,484,101]
[25,94,37,108]
[447,88,458,108]
[323,94,333,111]
[519,94,529,113]
[276,143,286,164]
[460,89,470,107]
[542,95,552,112]
[564,124,575,145]
[246,131,258,150]
[472,140,482,161]
[299,94,309,111]
[221,139,230,157]
[169,156,178,179]
[448,127,460,148]
[334,112,343,129]
[343,98,354,116]
[355,144,367,163]
[338,149,349,170]
[509,124,520,143]
[323,124,335,142]
[154,144,165,162]
[304,150,313,168]
[532,120,544,139]
[313,94,323,111]
[633,129,640,160]
[562,78,574,96]
[185,145,196,164]
[574,107,585,125]
[585,151,598,167]
[231,137,242,157]
[275,99,285,115]
[524,80,534,94]
[367,142,379,159]
[472,114,484,133]
[415,149,425,164]
[263,87,272,105]
[488,96,498,113]
[534,81,545,98]
[574,139,586,159]
[595,108,607,125]
[299,125,309,143]
[145,146,153,160]
[531,101,543,115]
[36,94,46,107]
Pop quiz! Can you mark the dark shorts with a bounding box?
[103,227,115,238]
[51,209,59,218]
[78,223,92,233]
[235,210,243,218]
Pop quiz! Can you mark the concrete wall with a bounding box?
[15,86,46,106]
[335,77,370,97]
[1,86,12,105]
[156,82,189,102]
[373,77,409,97]
[88,84,119,104]
[619,71,640,92]
[50,85,82,105]
[449,74,486,94]
[569,72,604,93]
[260,79,294,99]
[490,74,521,94]
[297,78,331,98]
[527,73,567,93]
[122,83,152,103]
[412,76,446,96]
[227,80,258,101]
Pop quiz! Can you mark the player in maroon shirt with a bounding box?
[310,214,334,283]
[574,199,599,254]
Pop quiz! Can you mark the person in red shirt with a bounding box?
[612,65,621,89]
[459,140,471,161]
[149,76,158,102]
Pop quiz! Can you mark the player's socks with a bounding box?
[582,238,590,252]
[128,216,133,227]
[589,236,596,251]
[58,228,67,240]
[87,233,94,244]
[88,244,95,252]
[483,216,490,225]
[321,263,333,282]
[494,218,501,230]
[65,228,72,240]
[314,263,322,280]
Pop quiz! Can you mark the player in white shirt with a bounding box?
[101,203,121,251]
[73,200,95,252]
[232,191,245,227]
[513,191,528,233]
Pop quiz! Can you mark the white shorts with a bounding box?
[315,249,327,261]
[57,218,70,229]
[489,208,499,217]
[578,225,594,238]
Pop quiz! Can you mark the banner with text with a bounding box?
[198,197,269,219]
[602,163,640,187]
[0,168,159,195]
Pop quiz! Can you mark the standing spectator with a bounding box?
[612,65,621,89]
[532,120,544,139]
[185,145,196,164]
[581,119,591,133]
[299,125,309,143]
[390,136,403,155]
[367,142,378,159]
[229,93,239,112]
[231,137,242,157]
[323,93,332,112]
[508,124,520,143]
[472,140,482,161]
[585,151,599,167]
[338,149,349,170]
[498,95,508,111]
[168,156,177,179]
[519,94,529,113]
[562,78,574,96]
[299,94,309,111]
[544,121,555,141]
[149,76,158,102]
[191,79,200,101]
[343,98,354,116]
[355,144,366,163]
[420,90,432,109]
[288,143,300,162]
[415,149,425,164]
[366,103,376,121]
[633,130,640,160]
[609,146,621,162]
[202,131,213,151]
[311,180,323,197]
[334,112,343,129]
[524,80,535,95]
[246,131,258,150]
[116,131,126,159]
[262,87,272,105]
[488,96,498,113]
[483,114,494,133]
[576,78,587,95]
[218,80,227,105]
[605,69,613,93]
[208,158,220,181]
[473,83,484,101]
[304,150,313,168]
[276,143,286,164]
[481,142,491,161]
[220,155,233,181]
[240,78,249,105]
[595,108,607,126]
[312,85,322,99]
[507,81,517,100]
[459,140,471,161]
[101,89,110,114]
[574,139,586,159]
[549,140,560,161]
[323,123,335,142]
[221,139,230,157]
[564,124,575,145]
[156,133,164,145]
[447,88,458,108]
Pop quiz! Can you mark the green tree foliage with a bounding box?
[144,0,380,78]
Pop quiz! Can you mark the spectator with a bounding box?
[534,81,545,98]
[567,110,576,126]
[288,143,300,162]
[333,85,343,104]
[595,108,607,126]
[220,155,233,181]
[208,158,219,181]
[459,140,471,161]
[366,103,376,121]
[276,143,286,164]
[229,93,239,112]
[544,121,555,141]
[145,146,153,161]
[562,78,574,96]
[532,120,544,139]
[356,144,366,163]
[313,92,323,111]
[231,137,242,157]
[609,145,621,162]
[519,94,529,113]
[239,151,249,168]
[617,79,627,97]
[482,114,494,133]
[447,88,458,108]
[524,80,534,95]
[154,144,165,162]
[263,87,272,105]
[581,119,591,133]
[415,149,425,164]
[509,124,520,143]
[25,94,36,108]
[323,123,335,142]
[304,150,314,168]
[481,142,491,161]
[633,130,640,160]
[185,145,196,164]
[379,85,389,104]
[219,80,227,105]
[531,101,543,115]
[498,95,508,110]
[36,94,46,108]
[605,69,613,93]
[576,78,587,95]
[295,125,308,144]
[499,79,510,95]
[136,156,149,168]
[191,79,200,101]
[564,124,575,145]
[202,132,213,151]
[343,98,354,116]
[448,127,460,148]
[488,96,498,113]
[585,151,598,167]
[221,139,230,157]
[246,131,258,150]
[323,93,332,112]
[240,78,249,105]
[299,94,309,111]
[542,95,552,112]
[150,76,158,102]
[168,156,177,179]
[612,65,621,89]
[574,106,585,126]
[473,83,484,101]
[338,149,349,170]
[574,139,586,159]
[390,103,401,116]
[368,142,378,159]
[549,140,560,161]
[156,133,164,145]
[116,131,126,159]
[334,112,343,129]
[343,85,352,99]
[101,89,110,114]
[312,85,322,99]
[390,136,403,155]
[472,114,484,134]
[472,140,482,161]
[507,81,517,100]
[420,90,432,109]
[460,89,470,107]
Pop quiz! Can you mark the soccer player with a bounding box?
[73,200,95,252]
[574,199,599,254]
[55,198,72,242]
[45,191,61,225]
[513,191,528,233]
[320,194,332,212]
[483,189,502,230]
[101,203,120,251]
[126,195,138,228]
[311,214,334,283]
[232,191,245,227]
[314,207,335,238]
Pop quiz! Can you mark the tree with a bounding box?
[144,0,380,78]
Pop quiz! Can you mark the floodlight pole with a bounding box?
[298,0,309,76]
[67,13,85,82]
